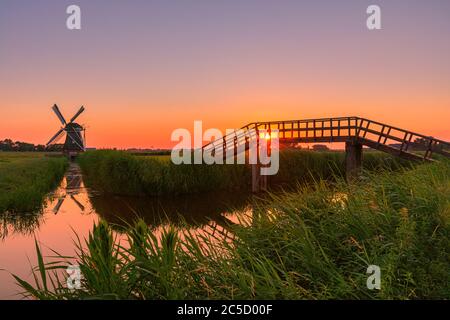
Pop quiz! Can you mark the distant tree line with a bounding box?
[389,138,447,152]
[0,139,46,152]
[411,137,440,151]
[127,149,171,156]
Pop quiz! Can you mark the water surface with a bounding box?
[0,163,254,299]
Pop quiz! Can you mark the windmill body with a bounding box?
[46,104,86,159]
[63,122,85,151]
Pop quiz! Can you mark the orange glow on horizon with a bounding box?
[1,2,450,149]
[1,98,450,150]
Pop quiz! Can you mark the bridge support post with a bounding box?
[261,168,267,191]
[251,164,267,193]
[345,140,362,182]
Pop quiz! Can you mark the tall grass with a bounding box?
[273,149,410,185]
[78,150,407,196]
[15,160,450,299]
[78,150,251,196]
[0,153,68,213]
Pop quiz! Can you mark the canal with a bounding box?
[0,163,254,299]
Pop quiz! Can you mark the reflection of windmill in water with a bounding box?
[52,164,86,215]
[46,104,86,159]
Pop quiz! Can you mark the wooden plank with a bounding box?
[313,120,316,138]
[359,138,429,162]
[383,127,391,144]
[399,132,409,152]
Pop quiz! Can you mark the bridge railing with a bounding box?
[202,123,259,160]
[255,116,359,141]
[355,118,450,160]
[202,116,450,162]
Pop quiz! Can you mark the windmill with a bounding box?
[46,104,86,157]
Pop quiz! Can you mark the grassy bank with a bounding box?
[78,150,250,196]
[15,160,450,299]
[78,150,407,196]
[272,149,410,185]
[0,152,68,213]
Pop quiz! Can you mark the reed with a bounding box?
[15,160,450,299]
[0,153,68,213]
[77,149,406,196]
[78,150,250,196]
[273,149,410,185]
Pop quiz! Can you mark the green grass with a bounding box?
[78,149,407,196]
[272,149,410,185]
[78,150,251,196]
[15,160,450,299]
[0,152,68,213]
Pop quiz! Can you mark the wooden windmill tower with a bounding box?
[46,104,86,159]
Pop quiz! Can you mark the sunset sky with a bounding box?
[1,0,449,149]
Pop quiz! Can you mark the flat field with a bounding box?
[0,152,68,213]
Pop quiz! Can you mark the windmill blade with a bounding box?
[46,128,65,146]
[70,195,85,211]
[52,197,65,215]
[69,106,85,124]
[52,104,67,125]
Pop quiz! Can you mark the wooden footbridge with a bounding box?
[202,116,450,192]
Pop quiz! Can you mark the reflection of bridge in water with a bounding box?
[89,189,251,233]
[89,191,248,242]
[202,215,237,242]
[203,116,450,191]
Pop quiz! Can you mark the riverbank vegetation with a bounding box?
[0,152,68,213]
[78,149,409,196]
[78,150,250,196]
[15,159,450,299]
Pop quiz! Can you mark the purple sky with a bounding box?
[1,0,449,148]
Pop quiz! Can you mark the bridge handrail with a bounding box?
[254,116,359,126]
[201,116,450,159]
[357,117,450,147]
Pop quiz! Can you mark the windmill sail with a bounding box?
[46,128,65,146]
[69,106,85,123]
[52,104,67,125]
